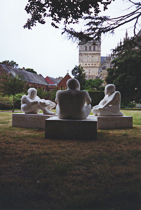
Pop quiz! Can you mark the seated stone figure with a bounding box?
[55,78,92,119]
[21,88,56,115]
[92,84,123,116]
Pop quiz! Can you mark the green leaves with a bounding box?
[24,0,141,42]
[106,39,141,105]
[71,65,86,89]
[0,73,27,111]
[84,79,103,91]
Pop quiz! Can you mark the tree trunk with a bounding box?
[12,95,14,112]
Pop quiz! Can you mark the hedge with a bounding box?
[88,91,104,106]
[0,102,12,110]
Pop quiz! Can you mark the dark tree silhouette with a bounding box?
[106,37,141,105]
[0,73,26,112]
[72,65,86,89]
[24,0,141,42]
[1,60,19,68]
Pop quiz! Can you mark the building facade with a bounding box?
[79,40,101,79]
[45,73,71,91]
[0,64,48,90]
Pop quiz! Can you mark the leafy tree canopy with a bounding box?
[106,37,141,105]
[1,60,19,68]
[84,79,103,91]
[24,0,141,42]
[0,73,27,111]
[72,65,86,89]
[112,33,141,56]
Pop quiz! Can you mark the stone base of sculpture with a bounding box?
[45,116,97,140]
[12,113,54,129]
[89,115,133,130]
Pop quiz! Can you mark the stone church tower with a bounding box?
[79,40,101,79]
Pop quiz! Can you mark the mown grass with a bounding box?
[0,111,140,210]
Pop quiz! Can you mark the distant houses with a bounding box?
[45,73,71,91]
[0,63,48,90]
[0,63,71,92]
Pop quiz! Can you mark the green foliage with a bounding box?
[0,94,24,110]
[0,94,25,110]
[72,65,86,89]
[13,93,24,109]
[0,60,19,68]
[49,90,57,101]
[0,102,12,110]
[0,73,27,111]
[84,79,103,91]
[37,88,57,102]
[106,40,141,105]
[37,88,48,99]
[24,1,140,42]
[0,95,13,105]
[88,91,104,106]
[112,36,141,56]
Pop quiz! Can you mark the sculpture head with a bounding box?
[66,79,80,90]
[28,88,37,99]
[105,84,115,96]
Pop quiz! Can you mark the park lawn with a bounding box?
[0,111,140,210]
[121,110,141,125]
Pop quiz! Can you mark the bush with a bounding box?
[0,94,23,110]
[0,95,13,110]
[37,89,49,99]
[14,100,21,109]
[49,90,57,101]
[121,101,136,108]
[88,91,104,106]
[0,102,12,110]
[12,93,23,109]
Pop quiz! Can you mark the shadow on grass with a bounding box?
[0,112,140,210]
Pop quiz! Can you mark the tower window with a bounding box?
[93,46,95,51]
[89,46,91,51]
[85,46,87,51]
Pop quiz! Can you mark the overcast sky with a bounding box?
[0,0,140,78]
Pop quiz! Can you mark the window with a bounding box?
[93,46,95,51]
[89,46,91,51]
[85,46,87,51]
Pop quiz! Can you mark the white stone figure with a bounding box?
[55,78,92,119]
[92,84,123,116]
[21,88,56,115]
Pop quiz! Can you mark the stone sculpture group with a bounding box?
[21,79,123,118]
[92,84,123,116]
[21,88,56,115]
[55,78,92,119]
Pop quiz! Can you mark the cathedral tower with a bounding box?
[79,40,101,79]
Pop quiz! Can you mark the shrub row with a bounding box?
[0,102,12,110]
[88,91,104,106]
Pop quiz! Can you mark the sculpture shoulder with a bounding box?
[115,91,121,95]
[114,91,121,97]
[81,90,90,96]
[21,95,27,101]
[111,91,121,102]
[56,90,66,96]
[80,90,87,94]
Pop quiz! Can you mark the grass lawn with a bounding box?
[0,110,140,210]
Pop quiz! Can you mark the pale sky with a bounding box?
[0,0,140,78]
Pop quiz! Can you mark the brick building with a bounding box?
[0,64,48,90]
[57,73,71,90]
[0,64,72,92]
[45,73,71,91]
